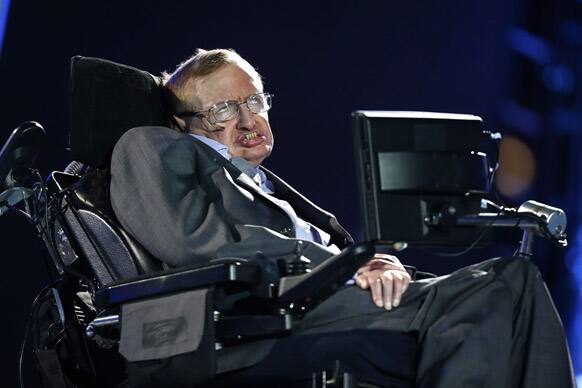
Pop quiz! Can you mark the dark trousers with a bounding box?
[222,257,575,387]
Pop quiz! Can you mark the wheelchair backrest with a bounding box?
[50,169,164,286]
[53,56,174,285]
[69,56,171,168]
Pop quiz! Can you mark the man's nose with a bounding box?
[236,104,255,130]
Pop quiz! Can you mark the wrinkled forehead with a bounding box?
[190,64,263,110]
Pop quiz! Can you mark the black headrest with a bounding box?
[69,56,170,168]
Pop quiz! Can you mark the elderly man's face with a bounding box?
[187,64,274,166]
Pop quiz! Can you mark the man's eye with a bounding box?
[214,103,232,115]
[249,95,264,104]
[248,97,265,110]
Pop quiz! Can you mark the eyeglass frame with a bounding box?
[175,92,274,127]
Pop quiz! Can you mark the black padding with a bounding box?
[117,225,166,275]
[69,56,170,168]
[67,167,164,275]
[77,209,140,282]
[62,207,115,285]
[51,170,163,285]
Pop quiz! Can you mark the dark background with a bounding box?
[1,0,581,385]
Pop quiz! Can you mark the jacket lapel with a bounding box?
[260,167,354,248]
[190,136,352,248]
[193,138,289,214]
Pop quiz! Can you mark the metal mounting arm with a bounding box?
[425,200,568,256]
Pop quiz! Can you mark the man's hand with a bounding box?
[355,254,411,310]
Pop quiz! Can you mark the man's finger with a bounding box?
[403,273,411,292]
[356,264,372,275]
[368,261,404,273]
[371,275,384,308]
[382,271,393,310]
[356,274,369,289]
[397,273,412,306]
[392,271,404,307]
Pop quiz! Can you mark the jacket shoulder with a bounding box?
[114,126,184,151]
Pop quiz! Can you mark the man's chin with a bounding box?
[236,147,272,167]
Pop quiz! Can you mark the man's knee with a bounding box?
[489,256,544,299]
[493,256,541,277]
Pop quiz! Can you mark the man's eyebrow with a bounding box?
[201,97,237,110]
[204,93,258,108]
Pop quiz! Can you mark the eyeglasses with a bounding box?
[177,92,273,126]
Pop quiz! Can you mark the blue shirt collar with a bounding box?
[191,134,230,160]
[190,134,274,194]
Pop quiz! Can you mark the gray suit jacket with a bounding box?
[110,126,353,269]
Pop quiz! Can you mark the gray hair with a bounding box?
[162,48,263,114]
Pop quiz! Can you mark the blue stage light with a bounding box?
[543,65,575,94]
[549,108,582,134]
[564,226,582,375]
[0,0,10,57]
[560,21,582,45]
[506,27,553,64]
[499,99,542,137]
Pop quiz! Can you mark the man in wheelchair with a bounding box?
[105,49,574,387]
[113,49,411,311]
[5,49,574,387]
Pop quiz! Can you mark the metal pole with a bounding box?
[517,229,534,258]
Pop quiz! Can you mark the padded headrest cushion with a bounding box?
[69,56,170,168]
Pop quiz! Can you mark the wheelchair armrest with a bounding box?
[89,244,375,346]
[94,259,260,308]
[277,241,375,309]
[95,242,376,311]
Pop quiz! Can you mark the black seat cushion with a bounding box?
[69,56,170,168]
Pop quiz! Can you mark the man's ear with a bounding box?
[200,116,224,132]
[172,115,188,132]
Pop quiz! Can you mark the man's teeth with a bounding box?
[244,132,258,141]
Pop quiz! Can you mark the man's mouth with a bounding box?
[244,132,258,141]
[239,131,266,147]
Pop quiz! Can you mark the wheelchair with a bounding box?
[3,56,567,388]
[4,56,421,388]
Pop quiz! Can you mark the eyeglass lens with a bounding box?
[211,93,272,123]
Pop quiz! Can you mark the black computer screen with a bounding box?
[352,111,492,246]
